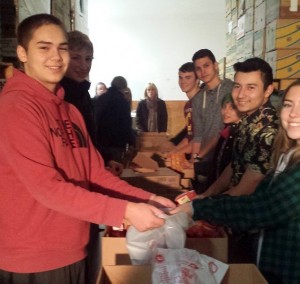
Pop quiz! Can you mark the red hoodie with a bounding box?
[0,69,152,273]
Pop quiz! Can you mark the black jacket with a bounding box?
[93,87,135,161]
[61,77,97,146]
[136,98,168,132]
[207,123,240,187]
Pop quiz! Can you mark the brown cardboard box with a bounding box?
[98,264,267,284]
[280,78,297,90]
[267,0,300,23]
[131,152,159,170]
[101,233,228,266]
[137,132,169,152]
[265,49,300,79]
[121,167,181,189]
[266,19,300,52]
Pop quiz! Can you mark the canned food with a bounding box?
[175,190,197,205]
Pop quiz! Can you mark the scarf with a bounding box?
[146,98,158,132]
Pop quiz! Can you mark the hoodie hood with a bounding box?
[1,68,65,105]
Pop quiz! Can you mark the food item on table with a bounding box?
[175,190,197,205]
[186,220,223,238]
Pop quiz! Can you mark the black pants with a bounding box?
[0,259,86,284]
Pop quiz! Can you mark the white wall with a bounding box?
[88,0,227,100]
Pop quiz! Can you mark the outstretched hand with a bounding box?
[169,202,193,217]
[148,195,176,209]
[124,202,165,232]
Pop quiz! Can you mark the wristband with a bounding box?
[193,154,203,161]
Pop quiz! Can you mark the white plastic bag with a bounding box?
[152,248,229,284]
[126,212,190,265]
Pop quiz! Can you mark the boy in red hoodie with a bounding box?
[0,14,175,284]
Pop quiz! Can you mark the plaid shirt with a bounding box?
[192,165,300,283]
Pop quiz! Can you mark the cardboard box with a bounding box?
[121,167,181,189]
[101,233,228,266]
[237,15,246,40]
[131,152,159,170]
[244,31,254,57]
[266,19,300,52]
[231,7,238,28]
[137,132,169,152]
[231,0,237,10]
[265,49,300,79]
[245,0,254,9]
[254,1,266,32]
[254,28,266,57]
[266,0,300,23]
[279,78,297,90]
[255,0,264,7]
[226,0,232,15]
[218,57,226,80]
[236,37,245,58]
[238,0,246,17]
[244,7,254,33]
[98,264,267,284]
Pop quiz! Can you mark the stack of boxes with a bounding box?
[225,0,300,90]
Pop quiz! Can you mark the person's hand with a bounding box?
[107,160,124,176]
[124,202,165,232]
[169,202,193,217]
[148,194,176,209]
[197,193,208,199]
[159,141,175,152]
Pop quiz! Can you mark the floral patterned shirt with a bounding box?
[230,100,279,187]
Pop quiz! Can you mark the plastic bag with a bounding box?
[126,212,190,265]
[152,248,229,284]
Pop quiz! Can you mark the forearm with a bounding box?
[194,168,300,230]
[173,139,192,154]
[224,169,265,196]
[203,164,232,197]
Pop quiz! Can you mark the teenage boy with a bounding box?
[201,57,279,264]
[60,30,124,284]
[191,49,234,191]
[160,62,200,153]
[0,14,174,284]
[61,30,123,176]
[202,57,278,198]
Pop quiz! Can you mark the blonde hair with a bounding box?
[272,80,300,168]
[144,82,158,99]
[67,30,93,53]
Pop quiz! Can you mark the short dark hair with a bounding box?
[233,57,273,90]
[179,62,195,73]
[192,49,216,63]
[111,76,127,91]
[17,13,67,51]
